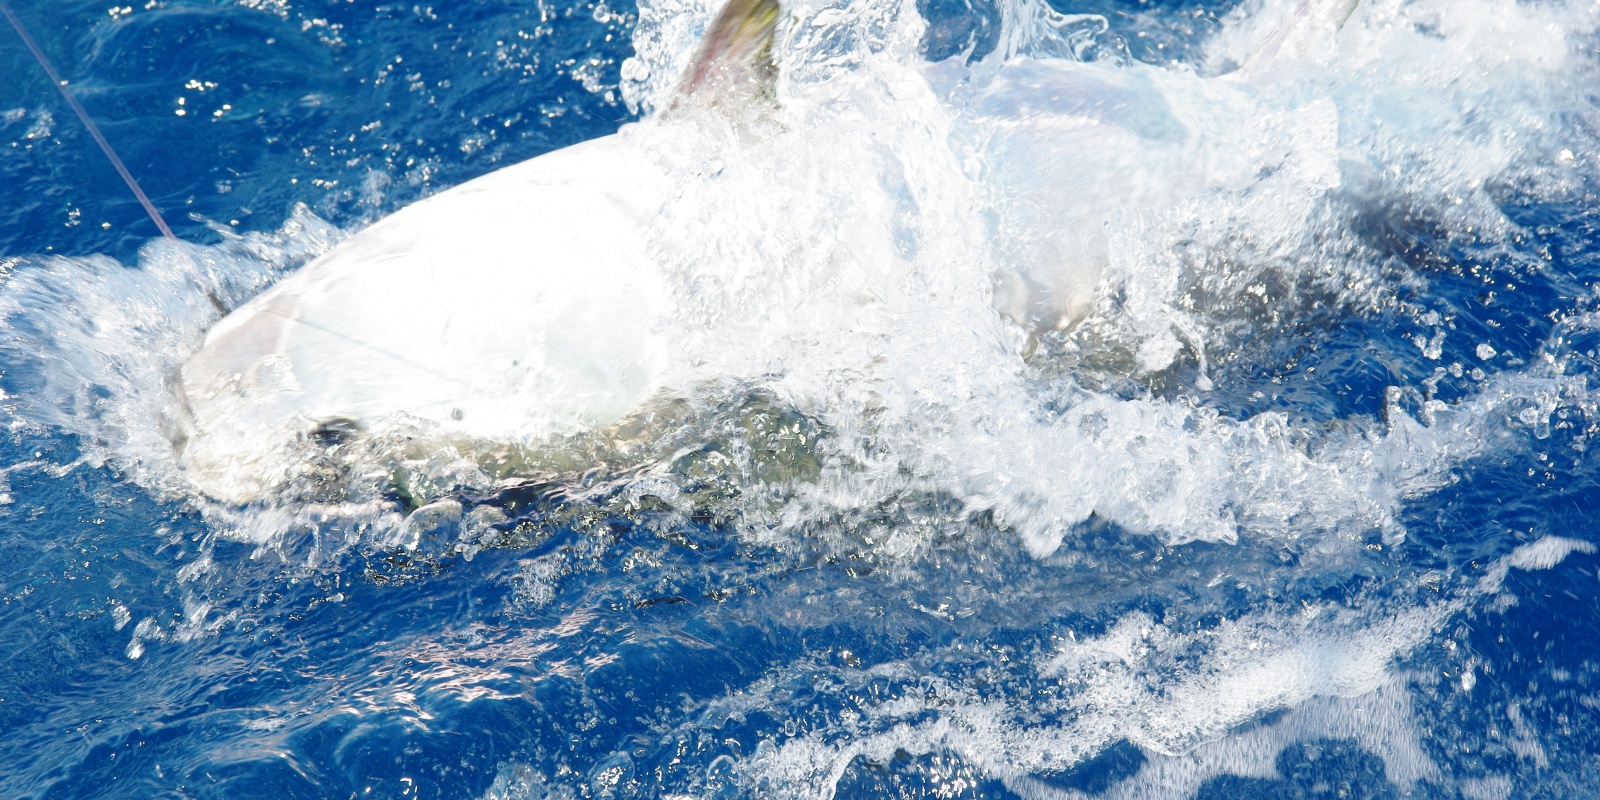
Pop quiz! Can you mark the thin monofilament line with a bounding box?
[0,0,177,241]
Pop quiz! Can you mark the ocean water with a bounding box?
[3,0,1600,798]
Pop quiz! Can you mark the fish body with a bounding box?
[176,0,1357,502]
[178,136,674,502]
[176,0,788,502]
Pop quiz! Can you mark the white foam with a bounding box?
[738,536,1595,797]
[1007,684,1438,800]
[736,599,1452,799]
[1505,536,1598,572]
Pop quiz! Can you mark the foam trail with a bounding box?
[736,536,1598,799]
[0,0,177,241]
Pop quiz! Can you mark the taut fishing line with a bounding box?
[0,0,178,241]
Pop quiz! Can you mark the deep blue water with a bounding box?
[3,0,1600,798]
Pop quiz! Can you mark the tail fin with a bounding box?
[672,0,781,111]
[1228,0,1359,85]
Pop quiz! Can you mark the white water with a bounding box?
[3,0,1600,795]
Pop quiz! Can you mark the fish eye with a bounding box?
[308,417,363,446]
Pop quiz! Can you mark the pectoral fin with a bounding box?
[673,0,781,110]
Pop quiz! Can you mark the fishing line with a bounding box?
[0,0,178,241]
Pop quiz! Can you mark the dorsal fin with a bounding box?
[1227,0,1359,85]
[671,0,781,111]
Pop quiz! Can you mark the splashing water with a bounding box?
[2,0,1600,797]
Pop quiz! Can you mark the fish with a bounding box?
[175,0,783,503]
[174,0,1359,504]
